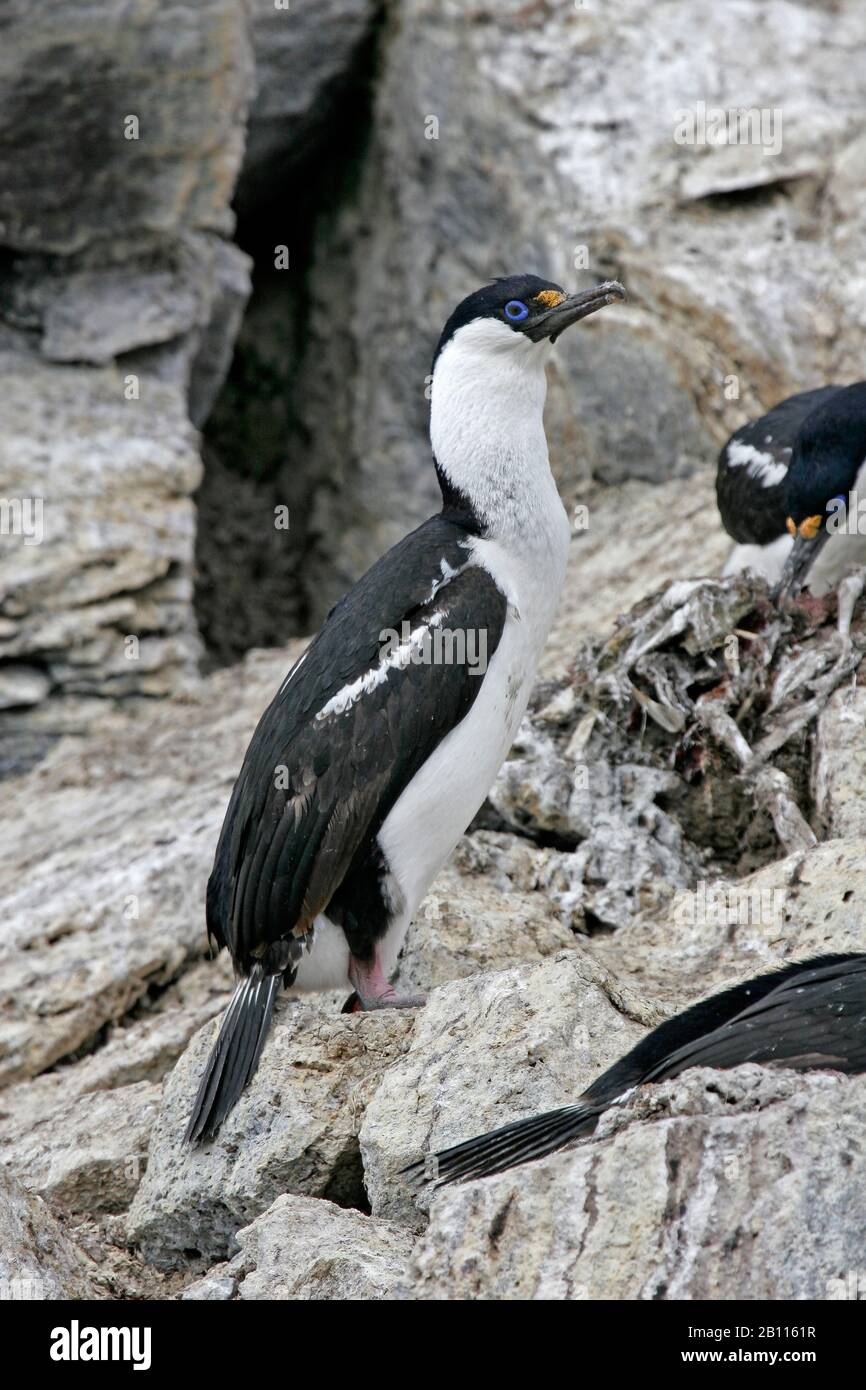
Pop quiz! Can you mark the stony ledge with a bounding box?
[2,0,866,1302]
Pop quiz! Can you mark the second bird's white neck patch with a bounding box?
[430,317,557,541]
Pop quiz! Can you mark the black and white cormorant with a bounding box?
[185,273,626,1142]
[408,953,866,1184]
[717,381,866,599]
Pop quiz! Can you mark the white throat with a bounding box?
[430,319,561,543]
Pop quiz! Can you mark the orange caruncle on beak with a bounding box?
[786,515,823,539]
[534,289,566,308]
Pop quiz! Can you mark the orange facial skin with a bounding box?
[786,514,823,539]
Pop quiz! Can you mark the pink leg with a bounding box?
[346,950,425,1011]
[792,590,835,624]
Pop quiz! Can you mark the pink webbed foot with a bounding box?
[346,954,426,1012]
[791,590,835,625]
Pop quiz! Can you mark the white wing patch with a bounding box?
[726,439,788,488]
[315,610,446,721]
[426,552,470,603]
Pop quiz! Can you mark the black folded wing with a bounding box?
[716,386,842,545]
[206,515,507,975]
[643,954,866,1080]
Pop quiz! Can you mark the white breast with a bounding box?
[723,535,792,584]
[297,311,574,989]
[377,507,570,926]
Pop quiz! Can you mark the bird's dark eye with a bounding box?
[504,300,529,322]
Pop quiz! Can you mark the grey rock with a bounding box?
[360,953,653,1228]
[0,664,50,709]
[0,960,232,1180]
[126,1002,416,1269]
[0,1080,161,1214]
[0,646,301,1086]
[0,1167,97,1300]
[187,239,254,428]
[0,0,253,254]
[590,836,866,1013]
[0,354,203,720]
[0,2,255,732]
[237,0,377,209]
[21,235,253,414]
[233,1193,415,1300]
[406,1068,866,1300]
[180,1265,239,1301]
[395,860,577,994]
[179,1193,416,1301]
[294,0,866,617]
[812,682,866,840]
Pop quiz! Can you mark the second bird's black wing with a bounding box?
[206,514,507,976]
[643,954,866,1080]
[716,386,842,544]
[409,953,866,1184]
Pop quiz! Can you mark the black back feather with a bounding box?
[716,386,842,545]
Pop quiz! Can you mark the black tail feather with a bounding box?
[407,953,866,1186]
[403,1103,601,1187]
[185,974,280,1144]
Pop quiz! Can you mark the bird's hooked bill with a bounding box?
[772,516,830,603]
[526,279,627,343]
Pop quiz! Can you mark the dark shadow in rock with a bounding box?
[194,19,384,669]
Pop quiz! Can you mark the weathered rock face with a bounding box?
[407,1068,866,1300]
[126,1002,416,1269]
[235,0,377,211]
[0,356,204,773]
[0,0,255,740]
[812,682,866,840]
[395,861,577,995]
[0,645,301,1086]
[593,835,866,1010]
[0,1080,161,1216]
[294,0,866,618]
[180,1194,415,1301]
[0,1167,98,1300]
[361,953,653,1228]
[0,0,251,253]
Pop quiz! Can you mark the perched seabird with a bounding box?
[186,273,626,1142]
[717,382,866,598]
[409,953,866,1185]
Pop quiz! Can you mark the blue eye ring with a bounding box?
[504,299,529,322]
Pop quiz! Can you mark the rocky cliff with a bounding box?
[1,0,865,1301]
